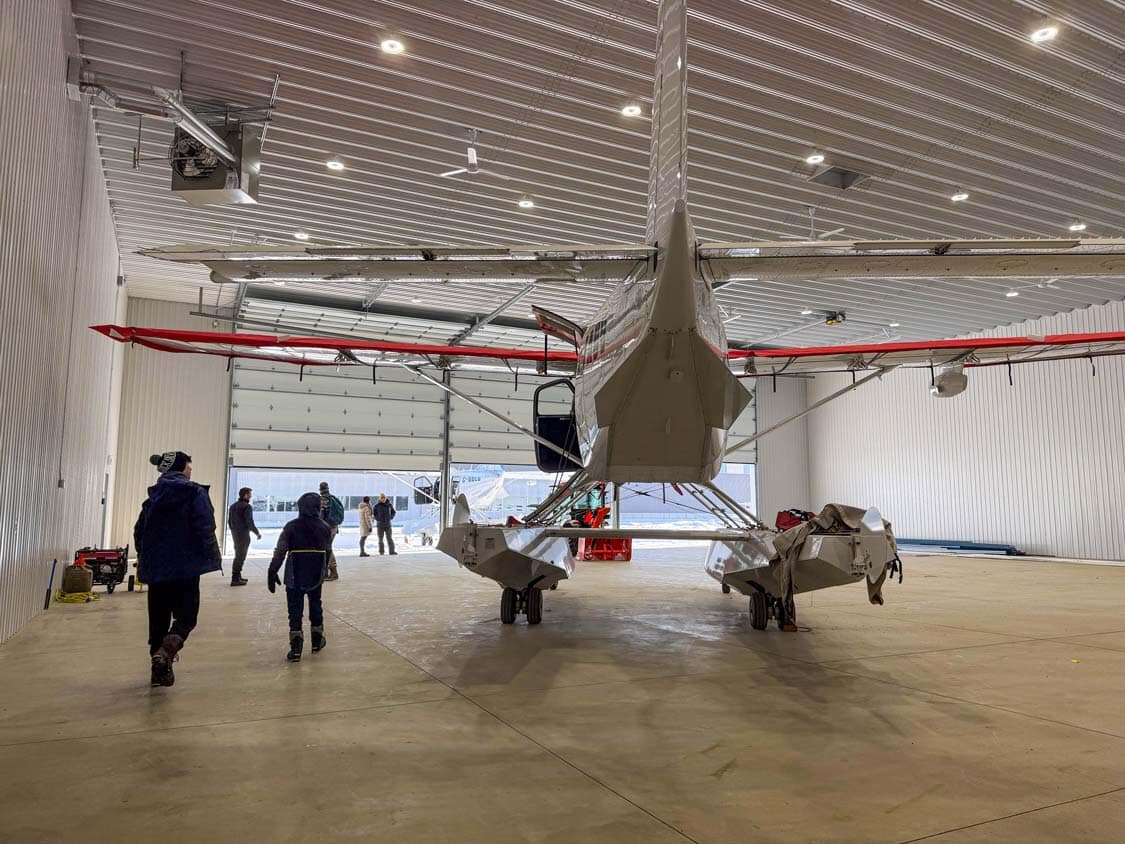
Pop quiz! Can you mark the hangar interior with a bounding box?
[1,0,1123,841]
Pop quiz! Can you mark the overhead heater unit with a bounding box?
[170,123,261,206]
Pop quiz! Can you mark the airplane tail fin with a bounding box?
[646,0,689,245]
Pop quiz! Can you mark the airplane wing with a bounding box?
[92,325,578,367]
[700,238,1125,281]
[139,243,655,284]
[728,330,1125,375]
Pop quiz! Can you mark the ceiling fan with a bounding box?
[781,205,845,240]
[438,129,509,180]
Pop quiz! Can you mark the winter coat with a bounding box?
[359,501,374,537]
[373,499,396,527]
[134,472,222,583]
[227,499,258,537]
[270,492,333,592]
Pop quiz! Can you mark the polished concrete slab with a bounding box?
[0,550,1122,843]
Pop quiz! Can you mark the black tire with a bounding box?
[749,591,769,631]
[500,588,518,624]
[106,581,116,594]
[127,575,135,592]
[526,588,543,625]
[721,583,731,594]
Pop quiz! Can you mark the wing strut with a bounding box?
[725,367,893,456]
[399,363,583,468]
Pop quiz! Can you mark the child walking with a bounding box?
[267,492,332,661]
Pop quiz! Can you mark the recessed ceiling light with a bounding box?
[1005,288,1020,298]
[951,191,970,202]
[800,307,813,315]
[518,196,535,209]
[621,103,642,117]
[293,231,309,241]
[326,158,345,171]
[888,322,900,328]
[273,281,286,286]
[380,38,405,54]
[805,153,825,165]
[410,296,421,303]
[1030,26,1058,43]
[1068,222,1087,232]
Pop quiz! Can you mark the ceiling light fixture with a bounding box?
[293,231,309,241]
[621,103,642,117]
[805,153,825,165]
[950,191,970,202]
[273,281,286,286]
[1029,26,1058,43]
[800,307,813,315]
[326,158,345,171]
[888,322,900,328]
[380,38,405,54]
[1005,288,1020,298]
[1068,222,1087,232]
[517,196,535,209]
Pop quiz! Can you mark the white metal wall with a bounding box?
[754,377,810,522]
[111,299,231,548]
[807,301,1125,560]
[0,0,123,643]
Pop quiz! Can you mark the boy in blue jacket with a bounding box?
[268,492,332,661]
[134,451,222,687]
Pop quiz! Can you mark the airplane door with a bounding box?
[532,379,582,473]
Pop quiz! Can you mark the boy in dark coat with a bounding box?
[134,451,222,687]
[268,492,332,661]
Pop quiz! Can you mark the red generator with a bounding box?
[74,546,130,593]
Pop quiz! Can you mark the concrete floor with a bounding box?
[1,549,1123,843]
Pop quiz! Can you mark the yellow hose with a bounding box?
[54,589,100,604]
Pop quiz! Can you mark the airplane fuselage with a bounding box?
[571,203,752,483]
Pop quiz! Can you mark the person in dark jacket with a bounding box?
[227,486,261,587]
[373,493,397,555]
[268,492,332,662]
[318,481,344,581]
[133,451,222,687]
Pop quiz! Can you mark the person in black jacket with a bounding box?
[134,451,222,687]
[226,486,261,587]
[268,492,332,662]
[373,493,397,556]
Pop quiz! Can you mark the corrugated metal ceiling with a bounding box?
[73,0,1125,347]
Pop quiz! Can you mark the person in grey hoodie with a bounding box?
[134,451,222,687]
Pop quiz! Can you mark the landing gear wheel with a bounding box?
[526,588,543,625]
[127,575,135,592]
[721,583,731,594]
[748,591,769,631]
[106,581,116,594]
[500,588,518,624]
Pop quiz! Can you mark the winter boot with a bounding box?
[150,633,184,687]
[231,573,248,587]
[287,630,303,662]
[311,626,327,653]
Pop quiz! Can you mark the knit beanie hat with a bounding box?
[150,451,191,474]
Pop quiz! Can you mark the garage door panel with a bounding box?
[231,428,442,455]
[229,449,441,472]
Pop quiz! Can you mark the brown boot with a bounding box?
[150,633,184,687]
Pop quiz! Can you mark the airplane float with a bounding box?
[95,0,1125,632]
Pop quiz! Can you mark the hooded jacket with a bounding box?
[133,472,223,583]
[269,492,333,591]
[359,501,374,536]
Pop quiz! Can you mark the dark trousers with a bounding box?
[286,586,324,631]
[147,577,201,655]
[377,524,395,554]
[231,531,251,576]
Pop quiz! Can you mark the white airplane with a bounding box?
[96,0,1125,631]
